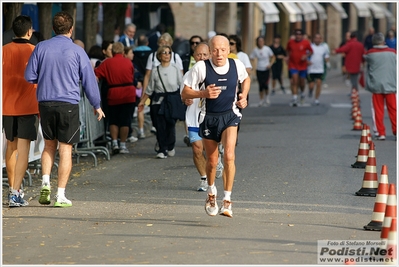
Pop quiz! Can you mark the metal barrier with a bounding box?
[73,88,110,166]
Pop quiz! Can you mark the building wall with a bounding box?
[169,3,211,40]
[214,3,237,35]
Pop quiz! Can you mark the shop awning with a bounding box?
[296,2,318,21]
[367,3,386,19]
[352,2,371,17]
[257,2,280,23]
[330,3,348,19]
[312,3,327,20]
[281,2,302,23]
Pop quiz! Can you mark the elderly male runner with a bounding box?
[182,35,250,218]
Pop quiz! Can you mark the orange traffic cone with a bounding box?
[352,111,363,131]
[351,124,369,168]
[364,165,389,230]
[386,217,397,265]
[381,184,397,246]
[351,104,359,121]
[351,87,359,100]
[355,142,378,196]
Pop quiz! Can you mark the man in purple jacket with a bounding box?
[25,11,105,207]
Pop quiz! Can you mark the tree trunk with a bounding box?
[61,3,77,39]
[102,3,118,42]
[3,3,23,31]
[83,3,99,51]
[102,3,127,43]
[37,3,53,40]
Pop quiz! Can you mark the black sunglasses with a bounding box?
[229,42,236,45]
[190,41,200,45]
[161,51,171,55]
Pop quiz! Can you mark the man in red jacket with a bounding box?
[333,32,365,92]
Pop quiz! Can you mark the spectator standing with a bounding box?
[286,29,313,106]
[188,35,204,71]
[133,35,153,139]
[123,45,140,143]
[97,40,114,135]
[142,33,184,139]
[3,15,38,207]
[138,45,183,159]
[364,32,396,140]
[181,35,251,218]
[250,36,275,106]
[333,31,365,92]
[269,34,287,95]
[307,33,330,105]
[118,23,136,48]
[364,27,375,51]
[385,30,397,50]
[87,45,104,69]
[73,39,85,50]
[24,11,105,207]
[180,42,210,191]
[94,42,136,154]
[113,24,121,43]
[147,23,166,52]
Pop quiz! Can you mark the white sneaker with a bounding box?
[197,179,208,192]
[112,144,119,154]
[167,149,175,157]
[258,99,264,107]
[205,194,218,216]
[119,147,130,154]
[54,195,72,207]
[219,200,233,218]
[265,95,270,105]
[138,132,146,139]
[376,135,386,141]
[127,136,138,143]
[156,152,167,159]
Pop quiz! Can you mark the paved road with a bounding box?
[2,68,396,266]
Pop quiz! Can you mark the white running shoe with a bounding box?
[265,95,270,105]
[54,195,72,207]
[119,147,130,154]
[197,180,208,192]
[167,149,175,157]
[156,152,167,159]
[127,136,138,143]
[205,194,218,216]
[219,200,233,218]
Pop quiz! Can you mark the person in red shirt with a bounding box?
[333,31,365,93]
[286,29,313,106]
[95,42,136,154]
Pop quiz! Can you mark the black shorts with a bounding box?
[3,115,39,142]
[199,110,241,143]
[256,69,270,91]
[39,101,80,144]
[108,103,135,127]
[307,73,323,82]
[271,62,283,80]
